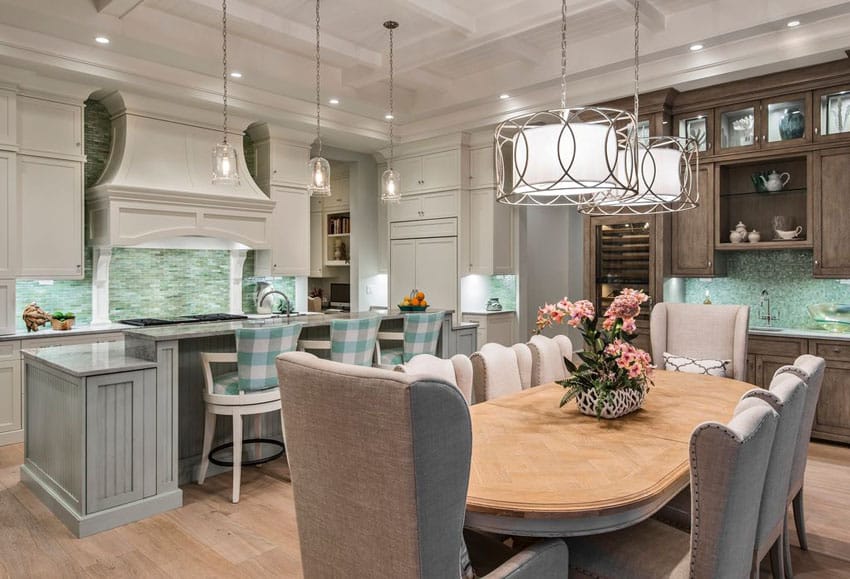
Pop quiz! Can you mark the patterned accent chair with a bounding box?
[299,315,382,367]
[650,302,749,381]
[568,396,779,578]
[376,311,445,366]
[198,323,304,503]
[527,334,573,387]
[773,354,826,575]
[276,352,569,578]
[394,353,474,404]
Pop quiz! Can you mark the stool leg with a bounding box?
[232,413,243,503]
[198,410,216,484]
[254,414,263,459]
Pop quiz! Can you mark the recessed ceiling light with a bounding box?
[787,20,801,27]
[499,93,510,100]
[95,36,110,45]
[385,113,394,120]
[229,71,243,78]
[329,98,340,105]
[689,43,704,51]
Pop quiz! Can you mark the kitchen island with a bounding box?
[21,310,474,537]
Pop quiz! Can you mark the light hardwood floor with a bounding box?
[1,442,848,578]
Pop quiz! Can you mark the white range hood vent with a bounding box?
[86,91,275,249]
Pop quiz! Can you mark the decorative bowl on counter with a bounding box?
[399,289,429,311]
[398,305,428,312]
[50,313,76,331]
[807,303,850,332]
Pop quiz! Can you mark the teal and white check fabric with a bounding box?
[214,324,304,395]
[330,316,381,366]
[380,312,444,365]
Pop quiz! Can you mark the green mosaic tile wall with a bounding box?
[241,251,297,313]
[488,275,518,311]
[682,250,850,329]
[84,99,111,188]
[16,250,93,326]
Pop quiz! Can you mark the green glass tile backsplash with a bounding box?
[681,250,850,329]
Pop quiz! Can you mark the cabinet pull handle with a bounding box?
[707,260,712,267]
[815,127,819,135]
[832,346,841,354]
[762,135,766,143]
[815,259,820,266]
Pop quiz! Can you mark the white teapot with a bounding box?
[734,221,748,241]
[759,170,791,192]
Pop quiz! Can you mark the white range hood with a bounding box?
[86,91,275,250]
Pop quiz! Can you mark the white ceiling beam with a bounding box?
[387,0,476,35]
[502,37,542,64]
[94,0,145,18]
[178,0,382,68]
[610,0,667,32]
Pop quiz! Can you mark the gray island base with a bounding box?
[22,310,473,537]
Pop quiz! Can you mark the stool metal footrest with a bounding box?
[208,438,285,468]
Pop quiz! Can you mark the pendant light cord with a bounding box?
[560,0,567,109]
[633,0,640,123]
[221,0,228,145]
[315,0,322,157]
[388,26,395,170]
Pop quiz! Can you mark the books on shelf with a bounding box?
[328,215,350,235]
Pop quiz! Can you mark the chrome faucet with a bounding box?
[259,290,293,321]
[758,289,780,327]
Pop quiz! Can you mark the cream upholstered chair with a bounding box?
[528,334,573,386]
[773,354,826,575]
[470,343,525,403]
[394,353,474,404]
[198,323,303,503]
[275,352,569,578]
[568,396,779,578]
[512,343,533,390]
[650,302,750,381]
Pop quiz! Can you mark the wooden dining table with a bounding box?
[465,370,754,537]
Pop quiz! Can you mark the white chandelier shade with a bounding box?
[381,168,401,202]
[212,142,239,185]
[307,156,331,197]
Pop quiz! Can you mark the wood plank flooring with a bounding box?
[0,441,848,578]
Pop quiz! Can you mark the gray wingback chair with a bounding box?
[650,302,750,381]
[276,352,568,578]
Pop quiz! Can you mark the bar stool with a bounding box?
[375,311,444,366]
[197,323,303,503]
[299,316,381,366]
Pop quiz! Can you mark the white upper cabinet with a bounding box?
[18,156,84,278]
[0,152,16,277]
[388,190,460,223]
[394,149,461,195]
[0,280,14,336]
[17,96,83,159]
[467,189,514,275]
[0,90,16,149]
[266,185,310,276]
[309,210,323,277]
[468,145,496,189]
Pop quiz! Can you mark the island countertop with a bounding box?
[22,342,158,377]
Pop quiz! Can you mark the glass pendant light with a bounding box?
[212,0,239,185]
[381,21,402,203]
[494,0,637,206]
[579,0,699,215]
[307,0,331,196]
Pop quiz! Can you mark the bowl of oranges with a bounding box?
[399,289,429,311]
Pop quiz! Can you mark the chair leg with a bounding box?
[198,410,216,484]
[232,413,243,504]
[783,514,794,579]
[770,536,785,579]
[792,489,808,551]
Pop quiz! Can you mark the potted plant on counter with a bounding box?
[537,289,653,419]
[50,311,76,331]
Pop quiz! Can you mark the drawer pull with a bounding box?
[832,347,841,354]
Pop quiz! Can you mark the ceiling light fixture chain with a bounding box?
[381,20,402,203]
[222,0,228,144]
[315,0,322,156]
[211,0,239,185]
[560,0,567,109]
[306,0,331,196]
[389,24,395,168]
[633,0,639,123]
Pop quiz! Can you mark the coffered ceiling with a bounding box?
[0,0,849,150]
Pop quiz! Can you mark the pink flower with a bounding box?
[621,318,637,334]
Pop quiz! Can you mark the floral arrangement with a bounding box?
[537,288,654,418]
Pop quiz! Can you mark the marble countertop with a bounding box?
[749,326,850,341]
[462,310,516,315]
[22,342,158,377]
[0,323,132,342]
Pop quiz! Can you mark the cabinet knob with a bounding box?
[832,346,841,354]
[76,264,81,269]
[76,142,81,148]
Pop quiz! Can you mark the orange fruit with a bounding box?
[416,291,425,300]
[411,298,421,306]
[421,300,428,307]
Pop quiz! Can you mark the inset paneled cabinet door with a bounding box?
[468,189,514,275]
[17,96,83,158]
[309,211,323,277]
[0,358,21,436]
[393,150,460,195]
[468,146,495,189]
[388,190,459,222]
[671,163,721,276]
[268,186,310,276]
[0,151,16,277]
[18,156,83,278]
[813,147,850,277]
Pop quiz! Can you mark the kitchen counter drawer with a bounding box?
[0,340,20,360]
[748,335,807,357]
[810,339,850,362]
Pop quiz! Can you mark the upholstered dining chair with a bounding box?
[527,334,573,386]
[650,302,750,381]
[470,343,526,402]
[568,396,779,578]
[773,354,826,575]
[512,342,533,390]
[376,311,445,366]
[394,353,474,404]
[298,315,381,366]
[198,323,303,503]
[275,352,569,578]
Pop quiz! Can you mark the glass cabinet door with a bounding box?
[716,103,759,153]
[761,93,810,148]
[815,84,850,142]
[675,111,712,153]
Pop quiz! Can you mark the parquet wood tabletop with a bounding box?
[465,370,754,536]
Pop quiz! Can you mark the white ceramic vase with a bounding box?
[574,385,646,419]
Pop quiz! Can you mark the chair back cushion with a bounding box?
[774,354,826,496]
[329,316,381,366]
[403,312,445,362]
[689,397,778,577]
[651,302,750,381]
[276,352,471,578]
[511,343,533,390]
[528,334,569,386]
[470,343,523,402]
[663,352,731,378]
[236,323,303,391]
[743,373,807,550]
